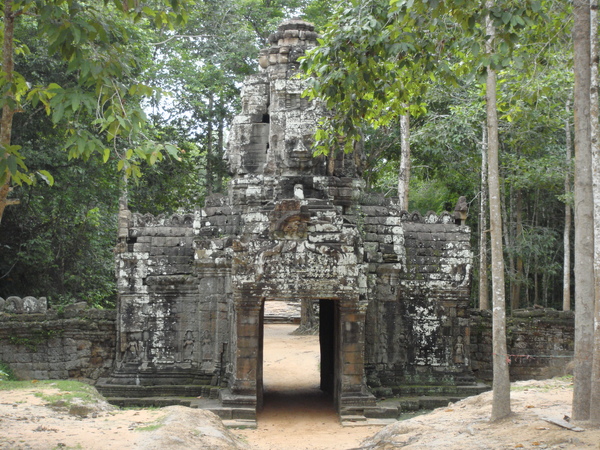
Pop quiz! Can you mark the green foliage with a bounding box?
[134,423,164,432]
[32,380,104,407]
[1,0,194,188]
[0,362,17,381]
[408,179,453,215]
[300,0,546,156]
[128,139,206,214]
[7,329,63,352]
[0,154,120,307]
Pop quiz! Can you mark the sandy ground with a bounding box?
[1,323,599,449]
[361,378,600,449]
[0,387,164,449]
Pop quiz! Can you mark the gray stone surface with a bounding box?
[0,309,116,381]
[470,309,574,381]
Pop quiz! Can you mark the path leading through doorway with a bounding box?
[234,324,380,449]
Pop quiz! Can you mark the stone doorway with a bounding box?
[227,293,375,421]
[258,300,338,414]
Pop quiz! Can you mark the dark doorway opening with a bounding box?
[319,299,336,395]
[259,299,337,417]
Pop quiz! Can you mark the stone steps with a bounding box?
[96,379,218,399]
[372,382,490,399]
[100,382,491,426]
[222,419,257,429]
[341,417,397,427]
[108,396,195,408]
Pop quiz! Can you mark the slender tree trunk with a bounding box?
[589,0,600,426]
[206,95,214,195]
[480,124,490,310]
[501,185,514,308]
[486,1,511,422]
[534,268,539,306]
[564,102,572,311]
[0,1,17,224]
[217,115,225,192]
[398,111,411,210]
[511,190,523,310]
[572,0,595,422]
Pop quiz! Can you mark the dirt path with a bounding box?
[234,324,381,449]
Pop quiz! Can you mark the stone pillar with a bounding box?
[222,294,263,417]
[338,298,376,416]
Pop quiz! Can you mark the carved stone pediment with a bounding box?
[268,199,310,240]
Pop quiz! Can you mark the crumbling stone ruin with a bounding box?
[97,19,477,423]
[0,298,115,380]
[1,296,47,314]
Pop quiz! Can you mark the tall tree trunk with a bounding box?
[501,185,514,307]
[0,1,17,224]
[398,111,410,210]
[511,190,523,310]
[486,1,511,422]
[206,95,214,196]
[217,115,225,192]
[564,102,572,311]
[479,124,490,310]
[589,0,600,426]
[572,0,595,422]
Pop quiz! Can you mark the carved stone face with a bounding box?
[278,216,308,239]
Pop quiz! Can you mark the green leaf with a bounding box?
[164,144,180,160]
[7,155,17,176]
[71,94,81,112]
[103,148,111,163]
[37,170,54,186]
[52,103,65,124]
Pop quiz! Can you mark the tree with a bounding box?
[564,102,572,312]
[485,0,510,421]
[137,0,328,204]
[589,0,600,426]
[398,112,410,209]
[571,0,595,422]
[0,0,190,224]
[479,123,490,310]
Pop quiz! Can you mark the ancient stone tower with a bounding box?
[99,19,474,423]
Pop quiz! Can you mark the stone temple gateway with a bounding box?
[98,20,476,423]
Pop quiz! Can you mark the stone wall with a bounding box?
[0,300,116,381]
[364,209,474,388]
[109,211,221,388]
[470,309,574,381]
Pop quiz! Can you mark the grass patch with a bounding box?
[33,381,103,407]
[135,423,164,432]
[511,376,574,392]
[0,379,104,407]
